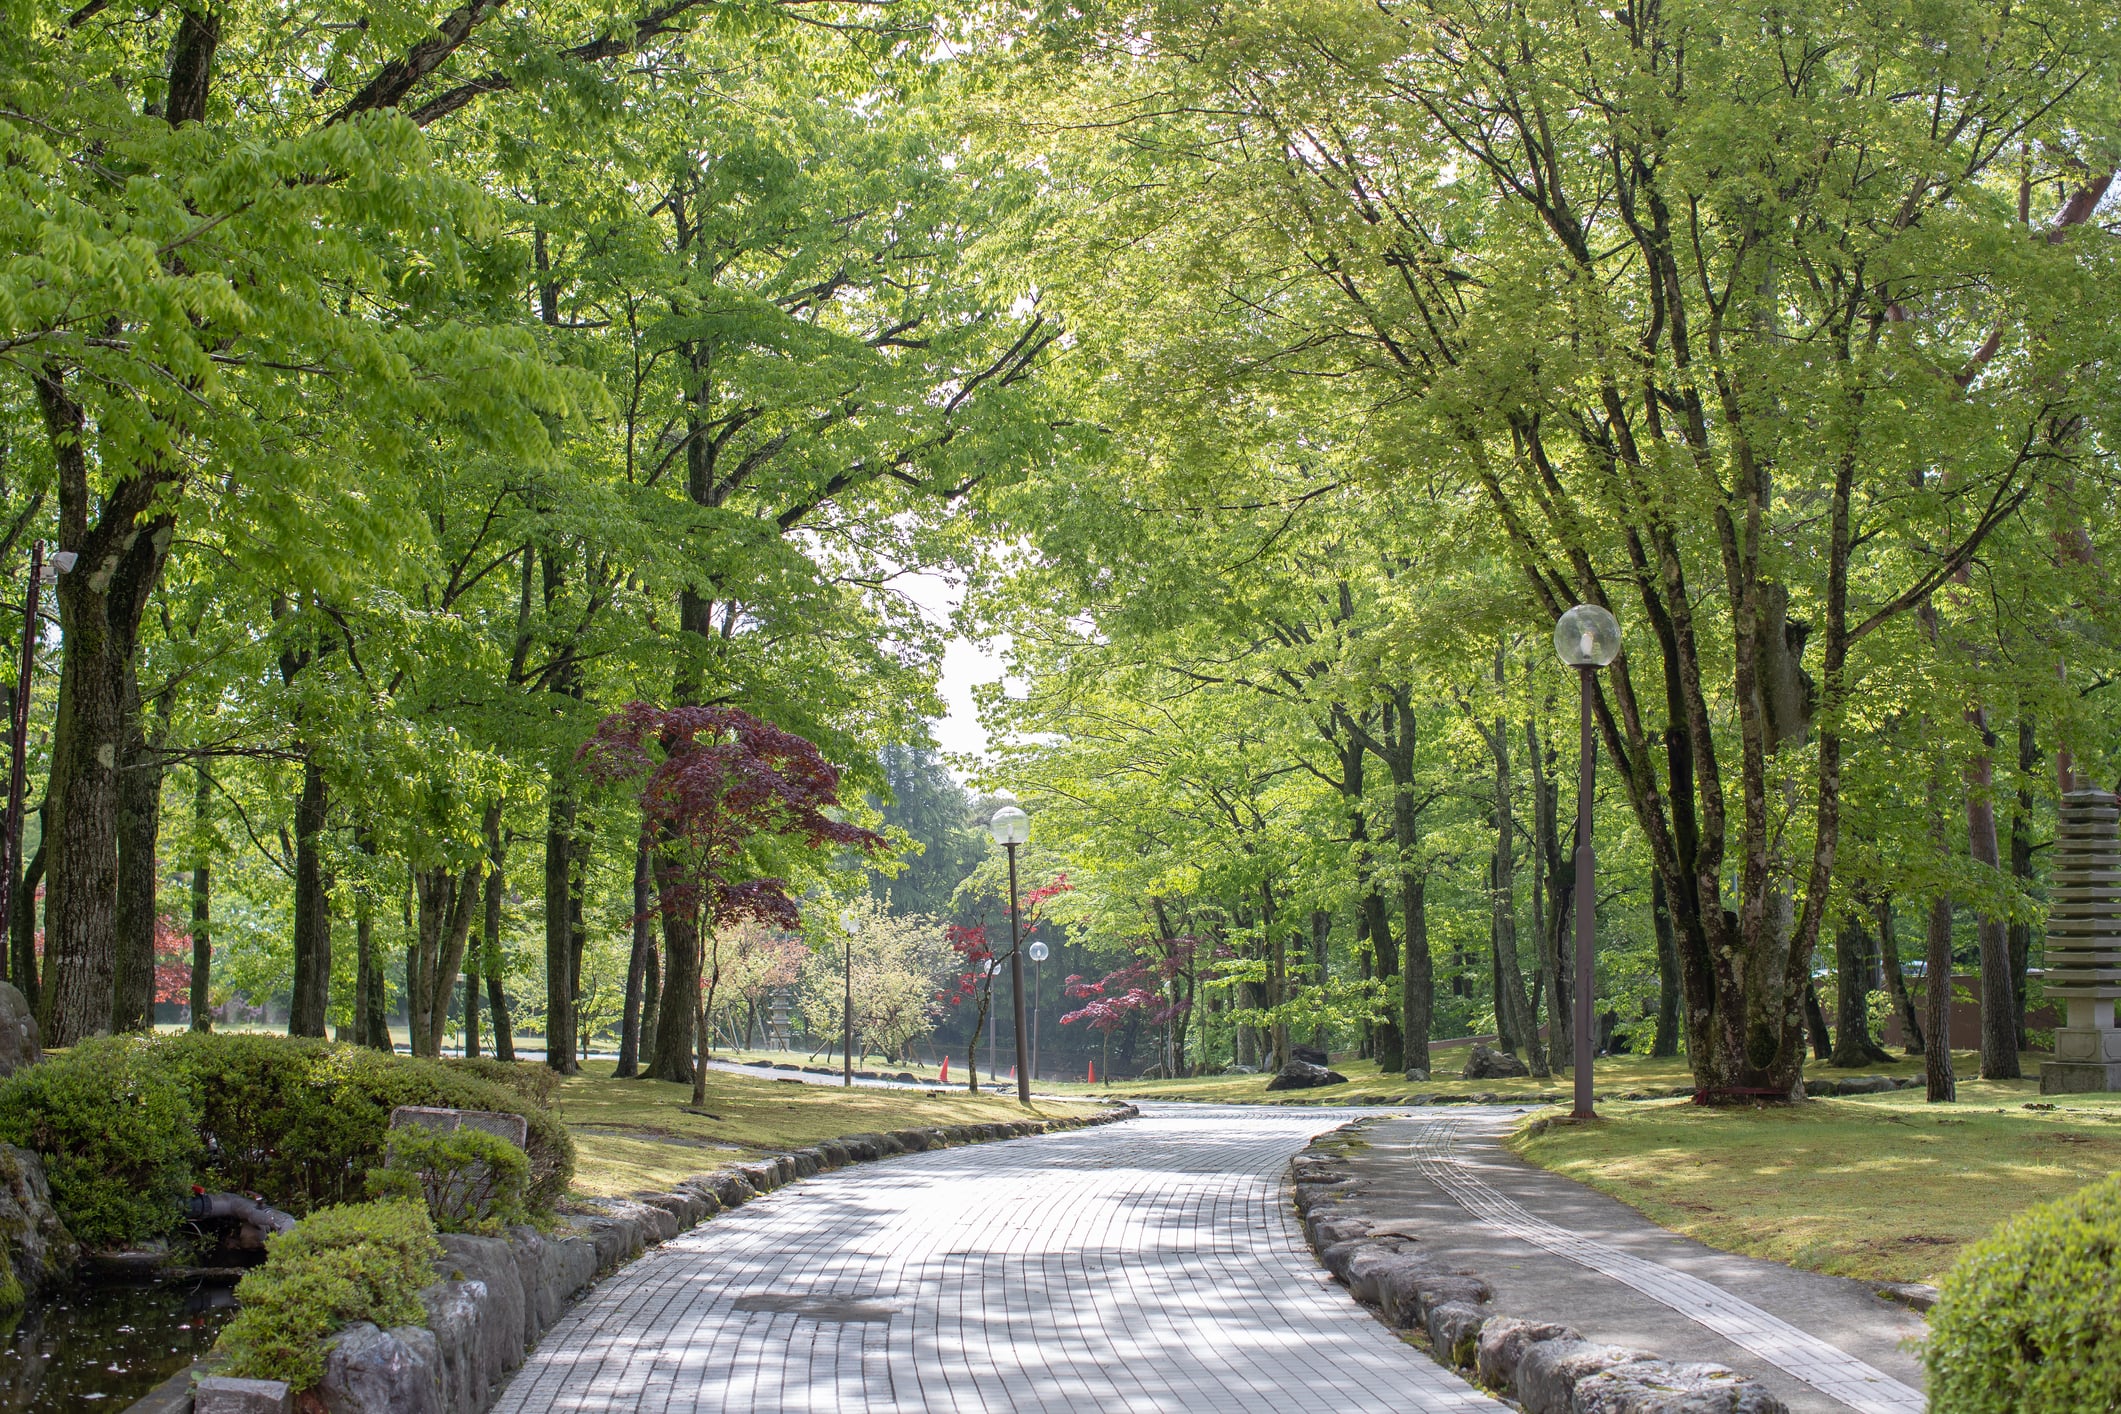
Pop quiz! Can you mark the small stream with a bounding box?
[0,1277,237,1410]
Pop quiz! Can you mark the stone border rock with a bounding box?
[128,1101,1139,1414]
[1292,1118,1790,1414]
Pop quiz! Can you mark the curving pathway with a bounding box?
[494,1105,1498,1413]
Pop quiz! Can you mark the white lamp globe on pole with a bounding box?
[1554,602,1620,1120]
[990,802,1033,1104]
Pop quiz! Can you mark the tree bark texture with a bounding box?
[9,820,39,1012]
[110,662,164,1033]
[1528,722,1575,1072]
[188,767,211,1031]
[1829,912,1892,1067]
[411,852,483,1058]
[616,838,652,1077]
[1875,895,1924,1054]
[543,781,580,1074]
[287,753,332,1037]
[1924,891,1956,1103]
[1650,870,1681,1056]
[483,817,513,1061]
[645,842,700,1082]
[639,939,660,1071]
[1965,708,2018,1079]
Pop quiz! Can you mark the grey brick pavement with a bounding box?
[1409,1114,1926,1414]
[494,1105,1499,1413]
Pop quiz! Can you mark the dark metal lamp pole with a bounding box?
[838,908,860,1088]
[989,802,1033,1105]
[1554,603,1621,1122]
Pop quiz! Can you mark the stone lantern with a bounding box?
[2041,789,2121,1094]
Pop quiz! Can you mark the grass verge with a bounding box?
[556,1060,1102,1197]
[1511,1068,2121,1284]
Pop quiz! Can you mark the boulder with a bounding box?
[1305,1214,1372,1248]
[1265,1060,1350,1091]
[1460,1043,1531,1080]
[0,983,38,1079]
[1573,1360,1790,1413]
[1403,1068,1430,1082]
[1343,1244,1417,1304]
[1425,1301,1487,1368]
[1516,1339,1660,1414]
[194,1376,292,1414]
[699,1172,755,1208]
[888,1128,934,1152]
[1380,1270,1489,1328]
[424,1235,527,1412]
[315,1322,444,1414]
[1291,1044,1331,1067]
[503,1225,594,1347]
[0,1144,74,1305]
[1221,1064,1260,1075]
[1476,1317,1581,1391]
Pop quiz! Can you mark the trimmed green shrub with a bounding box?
[0,1035,199,1249]
[1924,1171,2121,1412]
[215,1197,442,1389]
[440,1056,561,1110]
[367,1125,529,1234]
[161,1032,573,1213]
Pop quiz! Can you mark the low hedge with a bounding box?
[215,1196,442,1389]
[0,1033,572,1249]
[162,1033,573,1215]
[1924,1171,2121,1411]
[0,1035,199,1250]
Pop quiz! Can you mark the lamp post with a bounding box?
[1028,939,1048,1083]
[838,908,861,1087]
[989,803,1032,1104]
[1554,603,1621,1120]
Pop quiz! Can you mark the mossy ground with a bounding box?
[554,1060,1102,1197]
[1511,1060,2121,1284]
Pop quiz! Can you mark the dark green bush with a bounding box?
[366,1125,529,1234]
[1924,1171,2121,1412]
[161,1033,573,1213]
[440,1056,561,1110]
[215,1197,441,1389]
[0,1035,199,1250]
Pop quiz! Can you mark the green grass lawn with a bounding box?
[1512,1060,2121,1284]
[555,1059,1101,1197]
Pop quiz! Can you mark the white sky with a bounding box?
[897,569,1009,772]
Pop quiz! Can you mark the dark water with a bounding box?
[0,1278,236,1411]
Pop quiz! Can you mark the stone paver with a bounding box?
[1324,1109,1927,1414]
[495,1105,1498,1413]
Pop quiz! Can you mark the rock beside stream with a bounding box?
[0,1143,75,1306]
[0,982,39,1079]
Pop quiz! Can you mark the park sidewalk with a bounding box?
[1328,1109,1928,1414]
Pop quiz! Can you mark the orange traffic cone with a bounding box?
[1087,1060,1096,1084]
[939,1056,950,1083]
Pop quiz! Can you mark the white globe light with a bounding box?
[1554,603,1622,668]
[838,908,860,935]
[989,804,1030,847]
[1028,941,1049,962]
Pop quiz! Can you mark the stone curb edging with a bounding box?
[1292,1118,1789,1414]
[130,1101,1140,1414]
[1122,1073,1921,1108]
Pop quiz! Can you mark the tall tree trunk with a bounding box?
[1650,870,1681,1057]
[1375,690,1437,1071]
[617,838,652,1077]
[35,370,176,1047]
[639,940,660,1072]
[1802,982,1832,1061]
[1876,895,1924,1055]
[1477,704,1536,1061]
[111,663,164,1033]
[412,858,483,1058]
[1923,890,1956,1103]
[569,835,588,1056]
[483,819,513,1061]
[287,753,331,1037]
[1330,706,1401,1070]
[1829,912,1892,1067]
[543,778,579,1074]
[188,767,211,1032]
[1966,708,2018,1079]
[463,944,480,1058]
[354,903,386,1049]
[10,810,41,1012]
[646,846,700,1082]
[2008,717,2036,1052]
[1528,721,1575,1072]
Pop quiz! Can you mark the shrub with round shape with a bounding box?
[214,1196,442,1389]
[0,1035,199,1250]
[1924,1171,2121,1412]
[161,1032,573,1213]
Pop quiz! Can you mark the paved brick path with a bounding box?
[495,1105,1498,1413]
